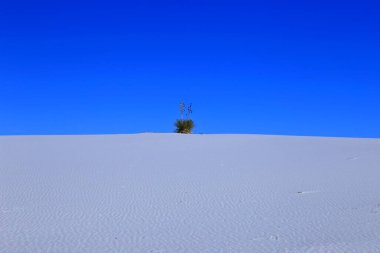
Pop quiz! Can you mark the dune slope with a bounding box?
[1,134,380,252]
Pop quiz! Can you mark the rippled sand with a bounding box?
[1,134,380,252]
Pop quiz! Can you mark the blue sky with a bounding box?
[1,0,379,137]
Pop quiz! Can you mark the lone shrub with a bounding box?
[175,119,194,134]
[175,102,194,134]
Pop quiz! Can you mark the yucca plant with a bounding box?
[175,119,194,134]
[175,102,194,134]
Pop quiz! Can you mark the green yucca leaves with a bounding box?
[175,119,194,134]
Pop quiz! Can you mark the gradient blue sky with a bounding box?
[1,0,379,137]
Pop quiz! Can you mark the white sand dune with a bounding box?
[1,134,380,252]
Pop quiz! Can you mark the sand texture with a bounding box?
[1,134,380,252]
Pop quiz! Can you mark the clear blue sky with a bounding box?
[1,0,379,137]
